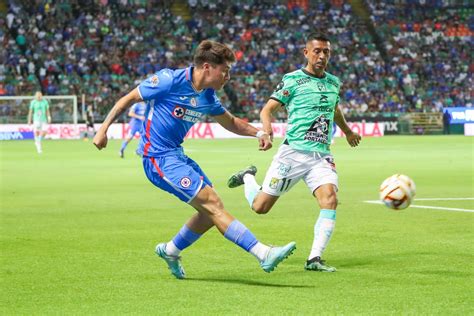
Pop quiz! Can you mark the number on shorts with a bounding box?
[280,178,292,192]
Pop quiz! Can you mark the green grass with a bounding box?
[1,136,473,315]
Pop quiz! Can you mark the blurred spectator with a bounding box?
[0,0,471,122]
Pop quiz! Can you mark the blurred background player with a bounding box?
[27,91,51,154]
[83,104,96,141]
[93,40,296,279]
[119,101,146,158]
[228,33,361,272]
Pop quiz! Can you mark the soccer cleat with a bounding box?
[119,150,124,158]
[227,165,257,188]
[155,243,185,279]
[260,241,296,273]
[304,256,336,272]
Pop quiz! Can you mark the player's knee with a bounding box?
[319,193,338,209]
[203,194,225,216]
[252,201,271,214]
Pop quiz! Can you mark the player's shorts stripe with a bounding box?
[150,157,164,177]
[188,178,204,203]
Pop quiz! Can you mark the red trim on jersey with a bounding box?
[185,68,189,81]
[150,157,164,178]
[143,118,152,156]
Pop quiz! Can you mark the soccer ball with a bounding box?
[379,174,416,210]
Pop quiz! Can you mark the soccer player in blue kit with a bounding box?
[93,40,296,279]
[119,101,146,158]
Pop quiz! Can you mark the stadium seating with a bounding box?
[1,0,471,121]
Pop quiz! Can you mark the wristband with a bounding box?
[256,130,267,138]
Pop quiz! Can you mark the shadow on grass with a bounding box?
[186,277,314,288]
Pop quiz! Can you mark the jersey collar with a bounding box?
[301,68,326,79]
[185,66,203,93]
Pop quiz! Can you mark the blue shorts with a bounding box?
[142,150,212,203]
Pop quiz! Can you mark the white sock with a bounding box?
[249,242,270,262]
[243,174,260,208]
[35,140,42,153]
[165,241,181,256]
[308,209,336,260]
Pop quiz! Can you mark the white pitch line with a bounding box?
[364,200,474,213]
[414,198,474,201]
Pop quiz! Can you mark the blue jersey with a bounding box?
[137,67,226,157]
[129,102,147,126]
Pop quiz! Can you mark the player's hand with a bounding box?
[93,131,108,150]
[346,131,361,147]
[258,133,272,151]
[264,129,274,142]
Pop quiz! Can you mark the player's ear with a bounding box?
[202,62,211,72]
[303,47,308,58]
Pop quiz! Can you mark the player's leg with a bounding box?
[119,135,133,158]
[33,123,42,153]
[304,156,338,272]
[190,185,296,273]
[228,145,301,213]
[161,212,213,258]
[187,154,294,270]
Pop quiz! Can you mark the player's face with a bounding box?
[207,62,232,90]
[304,40,331,75]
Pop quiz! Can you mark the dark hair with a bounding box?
[193,40,236,66]
[306,32,330,43]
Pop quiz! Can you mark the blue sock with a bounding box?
[224,220,258,251]
[171,225,202,251]
[120,141,128,151]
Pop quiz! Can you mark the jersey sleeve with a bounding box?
[138,70,173,101]
[29,100,34,110]
[207,90,226,116]
[270,75,294,105]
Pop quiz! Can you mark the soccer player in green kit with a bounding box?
[228,33,361,272]
[27,91,51,154]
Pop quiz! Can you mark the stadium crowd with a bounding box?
[0,0,472,122]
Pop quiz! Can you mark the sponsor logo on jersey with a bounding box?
[179,96,188,100]
[173,106,186,118]
[296,77,311,86]
[275,81,284,91]
[172,105,204,123]
[150,75,159,87]
[317,82,327,91]
[269,177,280,189]
[304,115,330,144]
[326,77,339,88]
[180,177,192,188]
[319,95,329,104]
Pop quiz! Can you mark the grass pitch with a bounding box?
[1,136,473,314]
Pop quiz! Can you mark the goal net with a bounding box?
[0,95,79,139]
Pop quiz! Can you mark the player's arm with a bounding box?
[334,105,361,147]
[46,107,51,124]
[27,107,32,125]
[260,98,284,141]
[213,111,272,151]
[93,87,142,150]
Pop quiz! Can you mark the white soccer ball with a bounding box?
[379,174,416,210]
